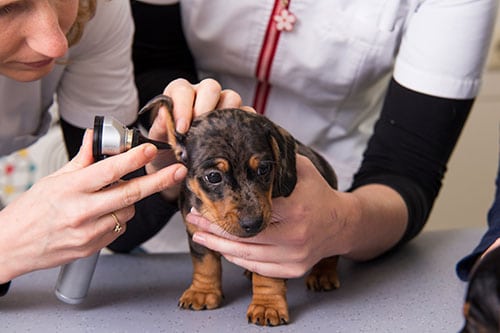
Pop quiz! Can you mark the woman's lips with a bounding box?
[21,58,54,68]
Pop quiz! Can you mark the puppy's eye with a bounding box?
[257,163,272,176]
[205,171,223,184]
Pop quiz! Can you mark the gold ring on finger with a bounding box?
[111,212,122,233]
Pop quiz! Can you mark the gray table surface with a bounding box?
[0,228,484,332]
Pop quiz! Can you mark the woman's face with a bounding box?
[0,0,79,82]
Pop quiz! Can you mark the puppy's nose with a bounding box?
[239,217,263,236]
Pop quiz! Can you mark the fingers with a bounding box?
[53,129,94,176]
[186,208,312,279]
[164,78,243,134]
[54,142,186,217]
[75,143,158,193]
[95,206,132,237]
[165,78,222,133]
[187,209,242,241]
[49,161,185,259]
[239,106,257,113]
[215,88,243,110]
[187,210,277,257]
[191,231,304,279]
[223,254,302,279]
[79,206,134,255]
[91,162,187,213]
[191,79,223,116]
[164,78,195,133]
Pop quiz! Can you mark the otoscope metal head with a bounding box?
[92,115,171,160]
[93,116,130,159]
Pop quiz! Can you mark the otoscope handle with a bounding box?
[54,252,100,304]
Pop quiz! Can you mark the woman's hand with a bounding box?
[0,129,187,283]
[163,78,244,134]
[186,155,358,279]
[145,78,246,201]
[186,153,408,279]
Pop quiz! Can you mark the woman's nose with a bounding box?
[25,6,69,58]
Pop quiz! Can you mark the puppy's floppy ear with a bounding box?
[139,94,188,164]
[266,122,298,198]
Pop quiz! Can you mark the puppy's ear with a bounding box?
[267,123,298,198]
[139,94,188,163]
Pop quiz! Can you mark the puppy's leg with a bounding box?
[306,256,340,291]
[247,273,289,326]
[178,242,223,310]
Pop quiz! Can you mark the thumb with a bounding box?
[53,129,94,175]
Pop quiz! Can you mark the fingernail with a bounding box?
[192,233,205,244]
[144,144,157,158]
[186,211,201,227]
[176,118,188,134]
[174,165,187,182]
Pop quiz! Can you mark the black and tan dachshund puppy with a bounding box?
[460,246,500,333]
[141,95,340,326]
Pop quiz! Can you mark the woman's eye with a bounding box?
[0,2,24,17]
[0,5,14,15]
[205,171,223,184]
[257,163,271,176]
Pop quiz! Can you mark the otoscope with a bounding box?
[55,115,171,304]
[91,116,171,159]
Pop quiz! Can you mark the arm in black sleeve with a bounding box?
[456,156,500,281]
[107,167,179,253]
[349,78,473,247]
[59,118,179,253]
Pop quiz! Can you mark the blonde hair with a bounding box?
[66,0,97,47]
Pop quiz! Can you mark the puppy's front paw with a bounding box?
[306,256,340,291]
[246,296,289,326]
[178,286,223,310]
[306,270,340,291]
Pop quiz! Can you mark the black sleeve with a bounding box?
[349,78,473,247]
[456,157,500,281]
[60,117,86,158]
[107,167,179,253]
[0,281,10,297]
[131,0,198,128]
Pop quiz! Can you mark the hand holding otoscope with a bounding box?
[55,115,171,304]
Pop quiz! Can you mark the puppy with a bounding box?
[460,246,500,332]
[141,95,340,326]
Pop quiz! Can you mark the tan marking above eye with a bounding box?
[248,154,261,171]
[213,158,230,173]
